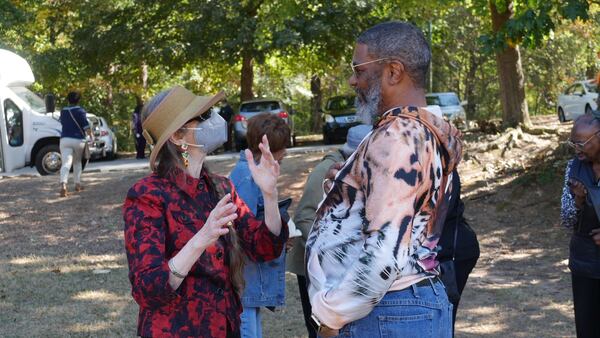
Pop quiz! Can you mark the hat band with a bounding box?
[142,129,155,145]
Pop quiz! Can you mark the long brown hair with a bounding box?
[141,91,246,296]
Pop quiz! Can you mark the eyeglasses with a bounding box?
[350,57,391,76]
[191,110,212,123]
[567,131,600,149]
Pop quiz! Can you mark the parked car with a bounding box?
[87,114,117,160]
[232,98,295,151]
[322,95,360,144]
[425,92,467,127]
[557,80,598,122]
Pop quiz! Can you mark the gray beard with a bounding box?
[355,80,382,125]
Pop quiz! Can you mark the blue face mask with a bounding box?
[182,110,228,153]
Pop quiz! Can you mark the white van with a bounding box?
[0,49,88,175]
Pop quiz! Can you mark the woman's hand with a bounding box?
[568,179,587,209]
[194,193,237,250]
[246,135,280,197]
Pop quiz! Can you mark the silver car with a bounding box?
[232,98,295,151]
[88,114,117,160]
[426,92,467,127]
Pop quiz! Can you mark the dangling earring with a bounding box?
[181,143,189,168]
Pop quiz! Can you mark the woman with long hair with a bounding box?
[123,86,287,338]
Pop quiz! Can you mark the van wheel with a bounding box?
[35,144,87,175]
[35,144,62,175]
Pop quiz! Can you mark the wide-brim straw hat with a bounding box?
[141,85,225,171]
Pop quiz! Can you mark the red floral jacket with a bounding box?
[123,168,287,337]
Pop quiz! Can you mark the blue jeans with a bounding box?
[240,306,262,338]
[335,279,453,338]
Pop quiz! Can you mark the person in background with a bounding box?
[220,98,235,151]
[59,91,92,197]
[437,169,480,335]
[123,86,287,338]
[421,106,480,334]
[229,113,291,338]
[132,97,146,159]
[286,124,372,338]
[560,113,600,338]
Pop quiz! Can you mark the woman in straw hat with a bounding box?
[123,86,288,338]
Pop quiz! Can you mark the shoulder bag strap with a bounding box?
[452,217,459,261]
[68,108,87,139]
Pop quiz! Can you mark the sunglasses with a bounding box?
[567,131,600,149]
[350,57,391,76]
[191,109,212,123]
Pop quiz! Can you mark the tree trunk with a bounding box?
[141,61,148,94]
[490,0,531,127]
[310,74,322,133]
[106,64,115,109]
[240,51,254,101]
[464,53,480,120]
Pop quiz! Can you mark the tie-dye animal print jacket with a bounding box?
[305,106,463,329]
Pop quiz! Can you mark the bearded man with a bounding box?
[305,21,463,338]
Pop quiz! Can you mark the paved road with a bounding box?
[1,144,338,178]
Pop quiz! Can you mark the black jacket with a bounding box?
[438,170,480,262]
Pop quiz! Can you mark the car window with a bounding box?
[326,96,355,110]
[585,83,597,93]
[88,116,99,125]
[240,101,281,112]
[426,96,441,106]
[439,94,460,106]
[573,84,584,95]
[565,85,575,95]
[10,86,46,113]
[4,99,24,147]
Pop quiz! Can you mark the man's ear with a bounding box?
[386,61,405,85]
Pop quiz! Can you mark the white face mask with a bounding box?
[181,110,228,153]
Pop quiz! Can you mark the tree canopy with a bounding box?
[1,0,598,148]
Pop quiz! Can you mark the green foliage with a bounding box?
[482,0,591,51]
[1,0,598,147]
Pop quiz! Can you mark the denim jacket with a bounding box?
[229,151,286,307]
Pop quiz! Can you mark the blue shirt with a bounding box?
[229,151,286,308]
[60,106,89,139]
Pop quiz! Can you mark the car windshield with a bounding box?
[10,86,46,113]
[240,101,280,112]
[585,83,598,93]
[426,94,460,107]
[327,96,355,110]
[88,116,100,127]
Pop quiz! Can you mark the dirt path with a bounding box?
[0,116,578,337]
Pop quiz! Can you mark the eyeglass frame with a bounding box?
[350,57,394,76]
[567,131,600,149]
[188,109,213,123]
